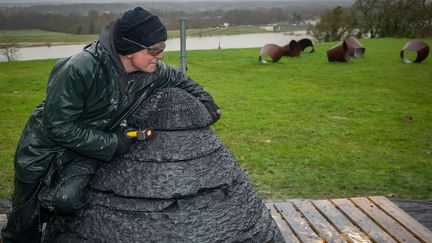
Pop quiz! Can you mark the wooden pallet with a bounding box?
[0,213,6,229]
[266,196,432,243]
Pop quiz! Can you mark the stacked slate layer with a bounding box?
[44,88,283,243]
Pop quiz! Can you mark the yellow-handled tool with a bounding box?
[126,128,154,141]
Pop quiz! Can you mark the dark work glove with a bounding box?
[115,125,136,155]
[201,99,221,124]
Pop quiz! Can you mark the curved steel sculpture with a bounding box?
[327,41,350,62]
[43,88,284,243]
[259,43,283,64]
[298,38,315,53]
[282,40,301,57]
[259,38,315,63]
[400,39,430,63]
[345,37,365,57]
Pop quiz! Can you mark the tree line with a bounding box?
[0,7,311,35]
[0,11,118,34]
[2,1,429,39]
[311,0,432,42]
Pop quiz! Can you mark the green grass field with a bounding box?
[0,29,98,46]
[0,26,304,46]
[0,38,431,200]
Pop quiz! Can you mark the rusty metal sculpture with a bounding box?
[400,39,430,63]
[282,40,301,57]
[259,38,314,64]
[259,44,283,64]
[345,37,365,57]
[298,38,314,53]
[327,41,350,62]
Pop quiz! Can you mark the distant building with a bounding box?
[218,23,230,28]
[260,24,281,32]
[305,18,320,26]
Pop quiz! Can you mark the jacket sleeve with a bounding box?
[42,56,118,161]
[154,62,215,102]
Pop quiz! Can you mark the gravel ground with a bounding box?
[0,199,10,214]
[392,199,432,230]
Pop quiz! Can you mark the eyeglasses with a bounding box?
[121,37,165,56]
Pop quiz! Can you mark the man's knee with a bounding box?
[39,176,90,215]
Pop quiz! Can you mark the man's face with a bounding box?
[127,42,165,73]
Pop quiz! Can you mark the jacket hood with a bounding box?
[99,20,127,77]
[99,20,131,93]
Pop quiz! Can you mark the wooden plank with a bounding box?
[290,199,346,243]
[313,200,371,243]
[332,198,397,243]
[265,203,300,243]
[369,196,432,243]
[274,201,324,242]
[0,214,7,228]
[351,197,420,243]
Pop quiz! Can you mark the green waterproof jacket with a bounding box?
[14,41,214,184]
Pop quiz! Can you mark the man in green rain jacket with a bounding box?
[1,7,221,243]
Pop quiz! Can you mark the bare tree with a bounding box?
[378,0,431,37]
[353,0,385,38]
[311,6,357,42]
[88,10,99,34]
[0,32,19,61]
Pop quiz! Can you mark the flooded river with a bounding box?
[1,31,311,61]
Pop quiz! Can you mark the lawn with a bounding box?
[0,38,431,200]
[0,29,98,46]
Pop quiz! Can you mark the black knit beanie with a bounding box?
[113,7,167,55]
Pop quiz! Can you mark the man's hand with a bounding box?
[114,125,136,155]
[201,100,221,124]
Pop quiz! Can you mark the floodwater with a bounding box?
[1,31,311,61]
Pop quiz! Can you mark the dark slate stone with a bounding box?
[120,128,222,162]
[44,88,283,243]
[45,179,282,243]
[90,147,240,198]
[88,190,176,212]
[128,88,214,130]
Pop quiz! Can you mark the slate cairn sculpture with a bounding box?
[44,88,283,242]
